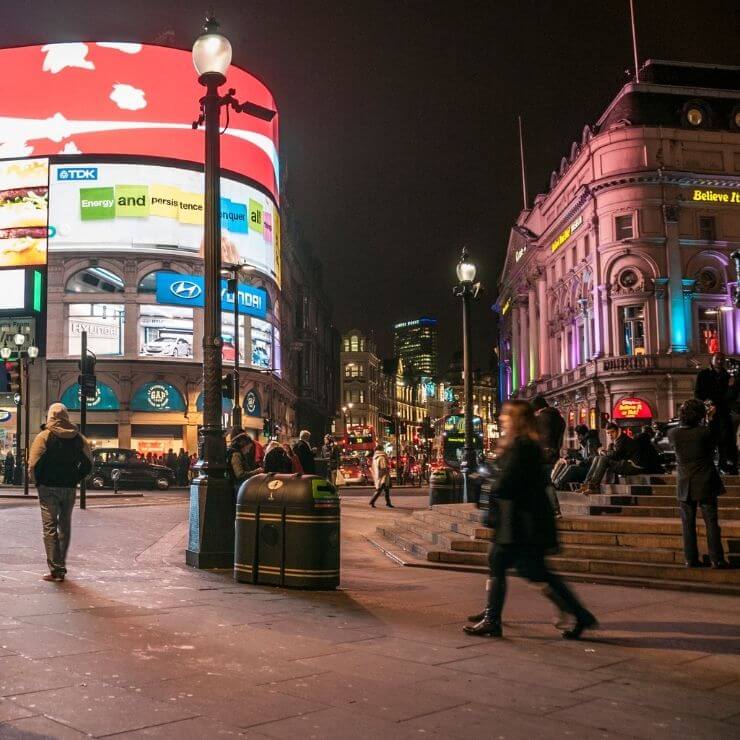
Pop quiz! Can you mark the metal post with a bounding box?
[229,275,242,430]
[80,331,87,510]
[186,72,233,569]
[462,288,474,503]
[23,355,30,496]
[14,368,21,486]
[395,414,402,486]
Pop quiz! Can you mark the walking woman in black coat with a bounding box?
[465,400,597,639]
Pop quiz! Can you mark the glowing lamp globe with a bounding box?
[192,17,232,80]
[456,249,477,284]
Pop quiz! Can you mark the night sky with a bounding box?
[3,0,737,372]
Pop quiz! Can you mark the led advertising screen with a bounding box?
[0,43,279,202]
[0,269,26,310]
[0,159,49,267]
[49,162,279,281]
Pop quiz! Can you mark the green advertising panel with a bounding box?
[80,187,115,220]
[249,199,263,233]
[115,185,148,217]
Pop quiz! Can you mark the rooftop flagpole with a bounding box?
[518,115,528,211]
[629,0,640,83]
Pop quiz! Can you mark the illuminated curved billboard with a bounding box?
[0,42,279,202]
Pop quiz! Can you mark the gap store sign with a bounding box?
[155,272,267,319]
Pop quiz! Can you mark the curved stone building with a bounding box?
[497,60,740,436]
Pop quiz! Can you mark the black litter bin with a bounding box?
[234,473,340,589]
[428,467,463,506]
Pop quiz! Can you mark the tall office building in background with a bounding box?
[393,317,438,377]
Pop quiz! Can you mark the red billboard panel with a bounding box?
[0,43,279,202]
[612,397,653,420]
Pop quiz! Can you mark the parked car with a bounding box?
[339,457,367,485]
[142,336,192,358]
[88,448,175,490]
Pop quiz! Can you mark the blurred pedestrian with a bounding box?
[3,450,14,484]
[293,430,316,474]
[532,396,565,516]
[465,400,596,639]
[263,440,293,473]
[283,442,303,473]
[28,403,92,583]
[632,425,664,474]
[695,353,738,474]
[165,448,177,476]
[176,448,190,485]
[370,444,393,508]
[226,432,262,495]
[669,399,729,568]
[322,434,341,484]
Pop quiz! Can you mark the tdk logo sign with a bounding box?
[57,167,98,181]
[170,280,202,300]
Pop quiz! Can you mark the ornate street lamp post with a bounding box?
[453,248,479,503]
[186,16,275,569]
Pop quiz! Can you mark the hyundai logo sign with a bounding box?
[169,280,202,300]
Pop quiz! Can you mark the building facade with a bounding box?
[497,60,740,433]
[393,317,438,377]
[0,42,338,459]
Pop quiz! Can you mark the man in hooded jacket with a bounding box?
[28,403,92,582]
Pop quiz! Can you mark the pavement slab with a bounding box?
[0,714,90,739]
[549,696,739,739]
[10,682,199,737]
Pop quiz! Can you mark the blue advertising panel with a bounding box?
[195,392,233,412]
[60,381,120,411]
[243,389,261,418]
[130,382,186,412]
[155,272,267,319]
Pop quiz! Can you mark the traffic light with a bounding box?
[5,361,20,394]
[78,353,96,399]
[221,373,234,399]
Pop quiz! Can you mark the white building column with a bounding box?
[518,300,528,388]
[510,308,520,392]
[537,277,549,376]
[527,285,537,383]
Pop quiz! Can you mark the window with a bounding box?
[698,307,720,353]
[137,271,158,294]
[250,318,273,370]
[699,216,716,241]
[65,267,124,294]
[344,362,364,378]
[584,235,590,257]
[139,304,194,360]
[615,215,633,240]
[221,313,247,365]
[349,335,360,352]
[68,303,125,356]
[621,305,645,356]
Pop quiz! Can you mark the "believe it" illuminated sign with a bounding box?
[691,188,740,205]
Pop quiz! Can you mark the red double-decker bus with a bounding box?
[343,425,376,454]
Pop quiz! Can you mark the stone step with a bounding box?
[559,490,740,507]
[375,524,433,561]
[557,515,740,536]
[562,505,740,519]
[558,543,682,564]
[412,509,491,539]
[428,547,740,585]
[617,484,740,496]
[643,474,740,486]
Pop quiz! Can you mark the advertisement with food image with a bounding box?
[0,158,49,267]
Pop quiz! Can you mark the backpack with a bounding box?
[34,433,92,487]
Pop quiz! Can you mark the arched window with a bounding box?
[344,362,364,379]
[137,271,159,294]
[65,267,124,294]
[350,335,359,352]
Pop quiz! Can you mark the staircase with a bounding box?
[373,475,740,595]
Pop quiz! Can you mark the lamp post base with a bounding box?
[185,474,235,569]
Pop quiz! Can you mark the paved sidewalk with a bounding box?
[0,494,739,738]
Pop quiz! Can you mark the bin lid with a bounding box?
[237,474,339,508]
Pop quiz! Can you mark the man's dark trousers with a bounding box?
[38,485,76,576]
[679,497,724,565]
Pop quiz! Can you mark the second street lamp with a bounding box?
[186,16,275,569]
[454,247,480,503]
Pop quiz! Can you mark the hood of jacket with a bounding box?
[45,403,79,439]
